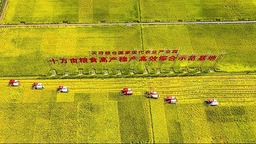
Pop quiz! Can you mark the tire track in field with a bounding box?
[146,75,256,104]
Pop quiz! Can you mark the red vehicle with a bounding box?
[57,86,69,93]
[206,98,219,106]
[32,82,44,90]
[145,90,159,99]
[9,79,20,86]
[165,96,178,104]
[121,88,133,95]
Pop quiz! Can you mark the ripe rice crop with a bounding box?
[1,1,256,143]
[140,0,256,22]
[0,75,256,143]
[2,0,256,24]
[2,0,139,24]
[0,24,256,77]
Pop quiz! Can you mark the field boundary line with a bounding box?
[0,0,8,22]
[1,20,256,28]
[148,99,155,143]
[138,0,142,22]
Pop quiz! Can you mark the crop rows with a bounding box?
[1,24,256,77]
[1,1,256,143]
[2,0,256,24]
[0,75,256,143]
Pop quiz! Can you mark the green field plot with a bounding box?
[0,0,4,12]
[1,0,139,24]
[0,0,4,8]
[140,0,256,22]
[0,24,256,77]
[0,75,256,143]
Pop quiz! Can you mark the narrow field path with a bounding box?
[1,20,256,28]
[0,0,8,22]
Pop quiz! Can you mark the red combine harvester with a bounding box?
[165,96,178,104]
[146,90,159,99]
[57,86,69,93]
[121,88,133,95]
[32,82,44,90]
[9,79,20,86]
[206,98,219,106]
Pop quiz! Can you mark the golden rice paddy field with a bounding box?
[1,0,256,143]
[0,75,255,143]
[2,0,256,24]
[0,24,256,77]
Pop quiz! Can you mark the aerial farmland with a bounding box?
[0,0,256,143]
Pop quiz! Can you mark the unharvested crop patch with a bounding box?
[2,0,256,23]
[0,0,6,17]
[0,103,38,143]
[164,105,183,143]
[206,106,248,123]
[140,0,256,22]
[2,0,139,24]
[77,102,121,143]
[118,100,151,143]
[0,24,256,77]
[74,93,90,102]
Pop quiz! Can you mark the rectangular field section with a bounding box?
[2,0,256,23]
[140,0,256,22]
[1,24,256,76]
[2,0,139,24]
[0,77,256,143]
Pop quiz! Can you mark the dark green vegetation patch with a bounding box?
[118,101,151,143]
[206,106,248,122]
